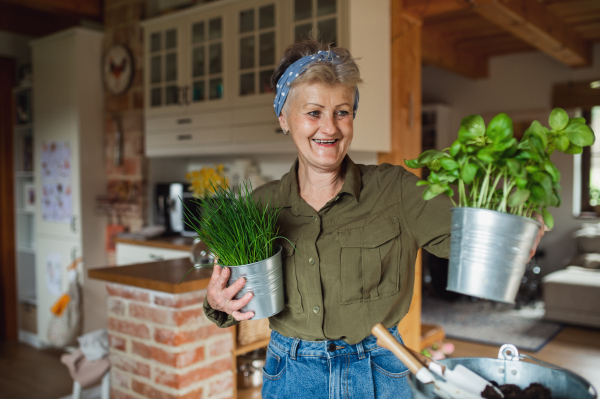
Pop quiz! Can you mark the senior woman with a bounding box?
[203,39,541,398]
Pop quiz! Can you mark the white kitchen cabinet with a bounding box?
[142,0,391,156]
[115,243,189,266]
[31,28,107,343]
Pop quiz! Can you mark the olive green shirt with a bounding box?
[203,156,452,344]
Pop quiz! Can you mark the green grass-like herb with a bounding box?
[179,181,289,283]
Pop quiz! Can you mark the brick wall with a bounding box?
[107,284,235,399]
[104,0,147,234]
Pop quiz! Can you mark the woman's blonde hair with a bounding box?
[270,37,362,114]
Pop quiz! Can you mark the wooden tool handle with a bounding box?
[371,323,423,374]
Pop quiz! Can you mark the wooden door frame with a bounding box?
[0,56,17,341]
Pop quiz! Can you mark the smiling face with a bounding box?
[279,81,354,173]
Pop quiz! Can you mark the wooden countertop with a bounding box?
[88,258,213,293]
[115,235,195,251]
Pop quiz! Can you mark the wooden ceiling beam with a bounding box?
[472,0,592,67]
[422,28,489,79]
[0,0,101,20]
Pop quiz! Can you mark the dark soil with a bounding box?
[481,382,553,399]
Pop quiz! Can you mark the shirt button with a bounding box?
[313,216,318,222]
[309,257,315,265]
[334,196,339,201]
[313,306,320,314]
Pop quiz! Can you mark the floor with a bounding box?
[1,326,599,399]
[0,340,73,399]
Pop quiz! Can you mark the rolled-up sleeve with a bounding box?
[401,170,452,258]
[203,296,239,328]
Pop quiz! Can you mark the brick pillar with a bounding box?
[104,0,147,237]
[106,284,234,399]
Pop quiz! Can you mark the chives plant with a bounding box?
[180,181,288,282]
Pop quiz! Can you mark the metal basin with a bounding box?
[409,344,597,399]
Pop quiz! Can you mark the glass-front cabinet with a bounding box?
[236,1,278,99]
[292,0,340,45]
[190,15,225,104]
[148,26,182,110]
[140,0,394,159]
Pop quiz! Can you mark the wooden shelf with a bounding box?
[15,171,34,178]
[234,338,270,356]
[16,209,34,215]
[14,124,32,132]
[238,386,261,399]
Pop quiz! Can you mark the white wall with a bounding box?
[0,30,32,68]
[422,44,600,275]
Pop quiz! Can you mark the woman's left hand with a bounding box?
[529,212,547,261]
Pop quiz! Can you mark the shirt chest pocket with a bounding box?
[280,238,304,313]
[338,217,402,305]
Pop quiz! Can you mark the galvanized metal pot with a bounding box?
[409,344,597,399]
[226,245,284,320]
[447,208,542,303]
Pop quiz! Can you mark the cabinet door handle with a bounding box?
[149,254,165,261]
[177,134,192,141]
[177,118,192,124]
[275,128,284,134]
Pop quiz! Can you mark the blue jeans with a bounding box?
[262,326,413,399]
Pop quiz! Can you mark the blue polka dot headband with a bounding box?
[273,50,359,119]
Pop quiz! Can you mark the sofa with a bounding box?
[543,226,600,328]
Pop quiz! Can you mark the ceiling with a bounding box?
[0,0,102,37]
[417,0,600,78]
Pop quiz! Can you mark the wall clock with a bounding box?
[103,43,134,96]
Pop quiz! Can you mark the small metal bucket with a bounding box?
[409,344,597,399]
[226,246,284,320]
[447,208,542,303]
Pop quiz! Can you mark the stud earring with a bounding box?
[284,129,289,135]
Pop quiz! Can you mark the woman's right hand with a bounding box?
[206,265,255,321]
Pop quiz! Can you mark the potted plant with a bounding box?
[182,181,288,319]
[406,108,595,303]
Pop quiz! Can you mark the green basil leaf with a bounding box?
[458,115,486,143]
[416,180,429,186]
[542,207,554,229]
[423,184,446,200]
[430,159,442,172]
[449,140,462,157]
[440,158,459,171]
[516,150,542,163]
[528,135,545,155]
[493,137,517,152]
[532,171,553,192]
[417,149,451,164]
[516,177,528,189]
[524,120,548,149]
[506,159,522,177]
[565,122,595,147]
[509,188,530,208]
[564,142,583,154]
[568,117,586,126]
[544,160,561,183]
[549,108,569,131]
[530,184,549,205]
[405,159,424,169]
[526,166,540,174]
[486,113,513,143]
[554,135,569,152]
[461,162,478,184]
[476,147,497,163]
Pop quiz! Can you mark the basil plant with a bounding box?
[406,108,595,229]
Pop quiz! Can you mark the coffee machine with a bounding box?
[155,183,198,236]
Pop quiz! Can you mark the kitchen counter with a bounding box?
[88,257,212,293]
[114,235,195,251]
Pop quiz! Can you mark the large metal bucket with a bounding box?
[409,344,597,399]
[226,246,284,320]
[447,208,542,303]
